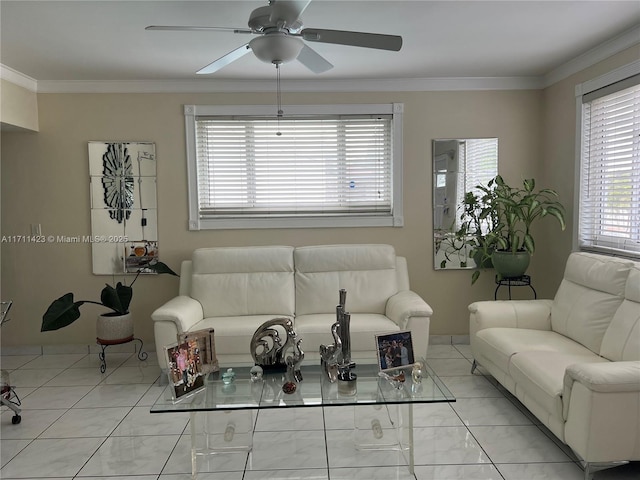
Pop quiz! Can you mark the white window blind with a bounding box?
[578,78,640,258]
[464,138,499,195]
[185,103,403,230]
[453,138,498,231]
[196,116,391,216]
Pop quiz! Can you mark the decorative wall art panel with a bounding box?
[88,142,159,275]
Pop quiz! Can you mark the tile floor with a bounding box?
[1,344,639,480]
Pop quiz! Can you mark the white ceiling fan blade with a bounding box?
[196,44,251,75]
[301,28,402,51]
[297,44,333,74]
[269,0,312,26]
[146,25,253,34]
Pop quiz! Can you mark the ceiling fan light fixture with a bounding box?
[249,34,304,65]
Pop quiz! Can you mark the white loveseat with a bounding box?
[152,244,432,369]
[470,252,640,477]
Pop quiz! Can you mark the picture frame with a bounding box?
[165,341,205,401]
[375,330,415,372]
[177,328,219,375]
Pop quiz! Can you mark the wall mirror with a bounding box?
[433,138,498,270]
[89,141,158,275]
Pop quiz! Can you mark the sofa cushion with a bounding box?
[189,315,294,356]
[551,252,632,354]
[294,244,398,315]
[295,313,399,353]
[475,328,596,377]
[600,265,640,361]
[191,246,295,318]
[509,351,608,421]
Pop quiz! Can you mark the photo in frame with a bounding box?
[375,330,415,372]
[165,342,205,401]
[177,328,219,374]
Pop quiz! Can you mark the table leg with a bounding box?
[408,403,414,475]
[190,412,198,480]
[189,409,254,479]
[353,403,414,474]
[395,403,414,475]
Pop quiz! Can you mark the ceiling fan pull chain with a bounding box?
[276,63,283,136]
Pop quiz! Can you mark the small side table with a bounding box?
[494,275,537,300]
[97,336,148,373]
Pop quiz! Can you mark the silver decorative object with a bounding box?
[319,289,357,393]
[378,370,405,390]
[101,143,134,224]
[250,365,263,382]
[250,317,304,381]
[411,362,423,384]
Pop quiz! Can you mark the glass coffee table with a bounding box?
[151,359,455,478]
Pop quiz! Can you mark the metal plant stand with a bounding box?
[494,274,537,300]
[97,336,148,373]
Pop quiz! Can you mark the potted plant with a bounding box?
[41,260,178,342]
[480,175,566,279]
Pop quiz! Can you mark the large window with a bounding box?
[185,104,403,230]
[576,65,640,259]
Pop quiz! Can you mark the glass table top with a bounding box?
[151,360,455,413]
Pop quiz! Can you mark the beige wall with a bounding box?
[531,44,640,289]
[0,79,38,132]
[1,43,636,349]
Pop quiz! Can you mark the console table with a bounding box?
[151,359,454,478]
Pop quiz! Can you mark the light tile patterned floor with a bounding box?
[1,345,639,479]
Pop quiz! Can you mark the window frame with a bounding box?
[574,60,640,259]
[185,103,404,230]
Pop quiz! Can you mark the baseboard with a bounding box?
[1,343,157,355]
[0,345,43,356]
[429,335,470,345]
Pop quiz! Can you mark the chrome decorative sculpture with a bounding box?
[319,289,357,394]
[250,317,304,381]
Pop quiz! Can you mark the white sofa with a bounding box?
[470,252,640,477]
[152,244,432,369]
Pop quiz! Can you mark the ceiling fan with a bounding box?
[146,0,403,75]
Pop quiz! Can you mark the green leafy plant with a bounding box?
[482,175,566,253]
[444,175,566,284]
[41,260,178,332]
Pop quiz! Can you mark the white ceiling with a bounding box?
[1,0,639,90]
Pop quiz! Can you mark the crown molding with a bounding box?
[543,24,640,88]
[0,64,37,92]
[34,75,543,93]
[575,59,640,97]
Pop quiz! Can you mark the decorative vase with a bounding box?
[491,250,530,278]
[96,312,134,344]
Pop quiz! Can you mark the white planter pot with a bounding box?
[96,312,133,344]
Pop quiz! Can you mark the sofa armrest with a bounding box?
[386,290,433,330]
[564,361,640,394]
[151,295,204,333]
[469,299,553,335]
[562,361,640,463]
[386,290,433,359]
